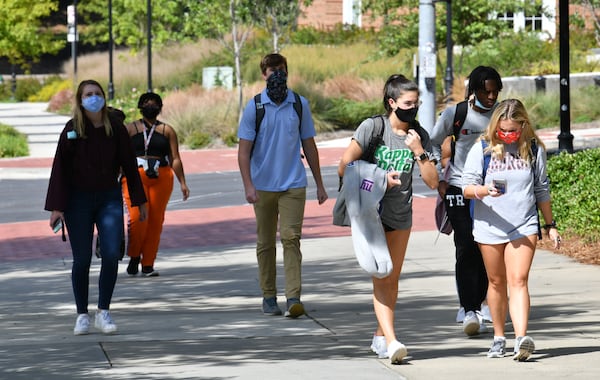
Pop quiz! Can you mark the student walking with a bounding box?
[237,53,328,319]
[45,79,147,335]
[122,92,190,277]
[337,74,438,364]
[462,98,561,361]
[430,66,503,336]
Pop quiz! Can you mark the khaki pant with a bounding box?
[254,187,306,300]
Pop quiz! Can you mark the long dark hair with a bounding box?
[382,74,418,115]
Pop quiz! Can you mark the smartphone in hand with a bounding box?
[52,219,63,233]
[493,179,507,194]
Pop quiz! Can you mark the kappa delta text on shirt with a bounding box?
[374,145,414,173]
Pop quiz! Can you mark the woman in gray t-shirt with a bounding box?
[337,74,438,364]
[462,99,561,361]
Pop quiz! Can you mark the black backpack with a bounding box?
[251,91,302,155]
[253,91,302,136]
[449,100,469,163]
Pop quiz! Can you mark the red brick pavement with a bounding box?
[0,147,436,262]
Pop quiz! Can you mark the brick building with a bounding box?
[298,0,598,41]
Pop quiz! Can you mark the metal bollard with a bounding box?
[534,75,546,93]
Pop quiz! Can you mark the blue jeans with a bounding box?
[64,188,124,314]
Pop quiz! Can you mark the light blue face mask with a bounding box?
[81,95,105,113]
[474,96,494,111]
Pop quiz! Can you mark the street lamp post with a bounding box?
[147,0,152,93]
[558,0,573,152]
[443,0,453,102]
[108,0,114,100]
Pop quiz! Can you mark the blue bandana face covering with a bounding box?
[82,95,105,113]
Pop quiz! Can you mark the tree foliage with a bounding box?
[362,0,550,57]
[250,0,312,52]
[77,0,208,51]
[0,0,63,69]
[572,0,600,46]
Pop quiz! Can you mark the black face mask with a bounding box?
[141,105,161,120]
[266,69,288,104]
[394,107,418,123]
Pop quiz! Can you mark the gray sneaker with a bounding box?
[262,297,282,316]
[487,338,506,358]
[513,336,535,361]
[284,298,305,318]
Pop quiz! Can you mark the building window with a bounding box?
[497,12,515,30]
[524,6,544,32]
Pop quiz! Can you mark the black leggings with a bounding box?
[444,185,488,312]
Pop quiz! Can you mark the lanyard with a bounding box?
[142,120,158,156]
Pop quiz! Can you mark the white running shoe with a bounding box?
[480,302,493,322]
[370,335,388,358]
[513,336,535,361]
[476,311,488,334]
[456,306,465,323]
[387,340,408,364]
[73,313,90,335]
[95,309,118,334]
[463,310,480,336]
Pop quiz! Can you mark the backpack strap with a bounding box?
[361,115,385,163]
[450,100,469,163]
[254,91,303,135]
[254,93,265,136]
[252,91,303,155]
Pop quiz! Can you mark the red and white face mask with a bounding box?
[496,128,522,144]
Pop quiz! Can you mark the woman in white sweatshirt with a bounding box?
[462,98,561,361]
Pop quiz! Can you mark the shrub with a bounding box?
[0,124,29,158]
[184,131,212,149]
[29,77,72,102]
[547,148,600,243]
[14,78,43,102]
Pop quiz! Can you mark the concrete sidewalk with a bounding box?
[1,233,599,379]
[1,102,600,379]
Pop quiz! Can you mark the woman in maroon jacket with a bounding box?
[45,79,147,335]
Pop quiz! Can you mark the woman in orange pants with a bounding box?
[122,92,190,276]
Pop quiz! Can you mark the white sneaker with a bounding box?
[463,310,480,336]
[387,340,408,364]
[513,336,535,361]
[95,309,118,334]
[456,306,465,323]
[370,335,388,358]
[480,303,493,322]
[476,311,488,334]
[73,313,90,335]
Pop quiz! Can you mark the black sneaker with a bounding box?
[127,257,140,275]
[141,266,159,277]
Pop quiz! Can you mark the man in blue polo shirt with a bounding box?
[237,53,328,318]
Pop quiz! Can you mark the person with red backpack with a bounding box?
[430,66,503,336]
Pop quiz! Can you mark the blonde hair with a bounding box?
[482,98,545,162]
[72,79,112,139]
